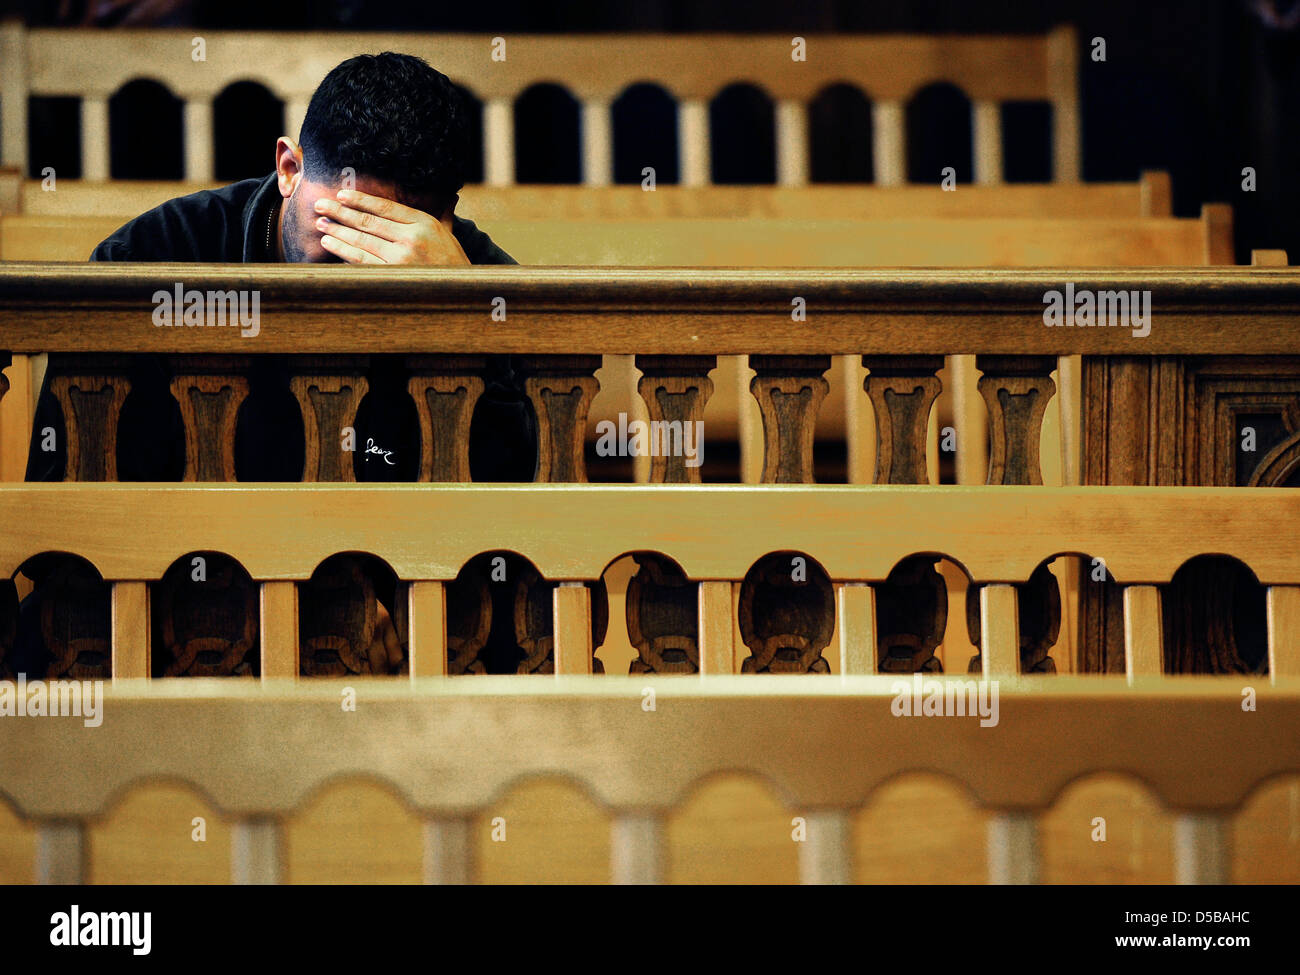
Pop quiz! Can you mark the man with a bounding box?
[16,52,529,678]
[27,50,530,483]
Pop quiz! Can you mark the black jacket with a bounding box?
[27,175,534,483]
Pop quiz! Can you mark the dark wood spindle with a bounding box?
[169,357,250,482]
[289,358,370,482]
[862,355,943,485]
[977,354,1056,485]
[749,355,830,483]
[635,355,715,484]
[407,355,487,482]
[48,365,131,482]
[520,355,601,483]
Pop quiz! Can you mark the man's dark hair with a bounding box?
[299,52,471,212]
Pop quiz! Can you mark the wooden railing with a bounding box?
[0,24,1080,185]
[0,483,1298,883]
[0,174,1173,220]
[2,265,1299,883]
[3,674,1298,884]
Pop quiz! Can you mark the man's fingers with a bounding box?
[315,199,403,241]
[337,188,424,223]
[317,218,398,261]
[320,233,385,264]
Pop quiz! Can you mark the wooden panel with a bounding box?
[3,484,1300,588]
[0,353,31,481]
[407,580,447,679]
[836,583,877,675]
[552,582,592,676]
[4,678,1298,820]
[26,29,1062,103]
[22,180,1157,221]
[1267,585,1300,680]
[9,266,1291,359]
[1124,585,1163,680]
[110,580,149,681]
[980,585,1020,677]
[259,581,297,680]
[697,580,734,676]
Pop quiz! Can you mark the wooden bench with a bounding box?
[0,173,1174,220]
[4,264,1295,883]
[0,26,1082,185]
[0,484,1297,883]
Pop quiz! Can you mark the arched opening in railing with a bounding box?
[1162,555,1268,675]
[738,551,833,673]
[709,83,775,185]
[810,82,874,183]
[108,78,183,179]
[602,551,694,675]
[612,82,679,186]
[213,81,284,182]
[513,82,581,184]
[299,552,404,677]
[446,551,607,674]
[10,553,109,680]
[152,551,259,678]
[905,81,972,185]
[451,81,485,185]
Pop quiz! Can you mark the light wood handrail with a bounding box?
[0,264,1294,356]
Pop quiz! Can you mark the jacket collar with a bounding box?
[241,173,284,262]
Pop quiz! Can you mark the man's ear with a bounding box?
[275,137,305,199]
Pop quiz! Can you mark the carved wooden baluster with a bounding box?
[967,562,1060,675]
[48,363,131,481]
[967,356,1061,673]
[749,356,830,483]
[875,556,947,673]
[152,553,258,677]
[977,355,1057,485]
[520,355,601,483]
[407,355,487,482]
[738,553,834,674]
[289,358,370,482]
[626,554,699,674]
[168,358,250,482]
[513,565,607,674]
[862,355,943,484]
[634,356,715,484]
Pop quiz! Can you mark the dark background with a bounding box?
[7,0,1300,262]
